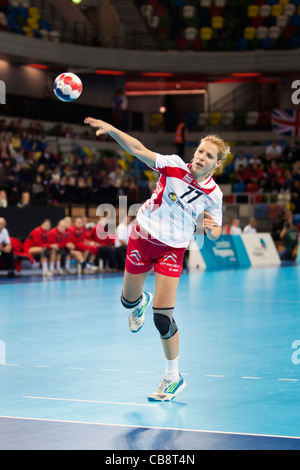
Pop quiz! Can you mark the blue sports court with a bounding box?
[1,264,300,450]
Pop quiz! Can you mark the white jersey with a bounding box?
[136,153,223,248]
[0,228,10,245]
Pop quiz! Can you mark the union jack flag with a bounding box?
[271,109,300,137]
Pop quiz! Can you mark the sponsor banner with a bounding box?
[241,233,281,267]
[195,235,251,270]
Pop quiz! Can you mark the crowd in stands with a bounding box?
[1,117,300,211]
[220,138,300,215]
[0,118,153,208]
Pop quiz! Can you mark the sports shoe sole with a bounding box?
[148,379,186,402]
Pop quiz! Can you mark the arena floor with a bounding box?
[1,265,300,450]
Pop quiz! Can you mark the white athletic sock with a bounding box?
[49,262,54,271]
[165,357,179,381]
[56,261,61,270]
[42,261,48,273]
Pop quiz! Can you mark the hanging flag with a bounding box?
[271,109,300,137]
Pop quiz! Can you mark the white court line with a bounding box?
[23,396,159,408]
[205,375,224,378]
[278,378,298,382]
[1,364,298,383]
[219,298,300,304]
[241,377,262,380]
[1,415,300,441]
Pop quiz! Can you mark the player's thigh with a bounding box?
[28,247,43,255]
[122,269,151,302]
[153,272,180,308]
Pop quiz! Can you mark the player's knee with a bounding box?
[153,308,178,339]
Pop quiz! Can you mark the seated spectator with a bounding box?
[230,218,242,235]
[222,216,232,235]
[39,145,57,168]
[17,191,31,208]
[27,134,46,153]
[11,133,22,151]
[234,151,248,172]
[234,164,249,183]
[243,218,257,234]
[292,160,300,182]
[32,174,47,203]
[247,162,264,184]
[283,138,300,165]
[65,175,79,203]
[13,147,27,168]
[291,180,300,215]
[108,164,125,187]
[279,216,298,261]
[248,152,262,167]
[23,219,52,276]
[0,189,8,208]
[0,217,17,277]
[265,141,282,162]
[282,169,294,192]
[267,160,284,180]
[48,174,65,204]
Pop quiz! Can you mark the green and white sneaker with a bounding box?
[128,292,153,333]
[148,374,186,402]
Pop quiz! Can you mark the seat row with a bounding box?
[185,110,272,129]
[0,0,60,41]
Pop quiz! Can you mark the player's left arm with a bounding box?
[204,211,222,240]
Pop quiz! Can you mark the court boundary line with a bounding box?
[1,415,300,441]
[23,396,159,408]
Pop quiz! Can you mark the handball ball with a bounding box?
[53,73,83,102]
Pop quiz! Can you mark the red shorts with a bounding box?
[125,223,186,278]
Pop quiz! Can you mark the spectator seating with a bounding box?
[136,0,300,52]
[0,0,58,41]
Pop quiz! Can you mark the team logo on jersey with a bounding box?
[129,249,141,262]
[163,253,177,263]
[168,192,177,202]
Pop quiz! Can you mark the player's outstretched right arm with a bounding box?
[84,117,156,168]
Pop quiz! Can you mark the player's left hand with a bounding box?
[84,117,113,136]
[203,211,215,233]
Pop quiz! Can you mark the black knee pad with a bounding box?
[153,308,178,340]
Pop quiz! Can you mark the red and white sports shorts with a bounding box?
[125,223,186,278]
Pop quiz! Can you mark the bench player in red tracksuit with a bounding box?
[68,216,98,273]
[23,219,52,276]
